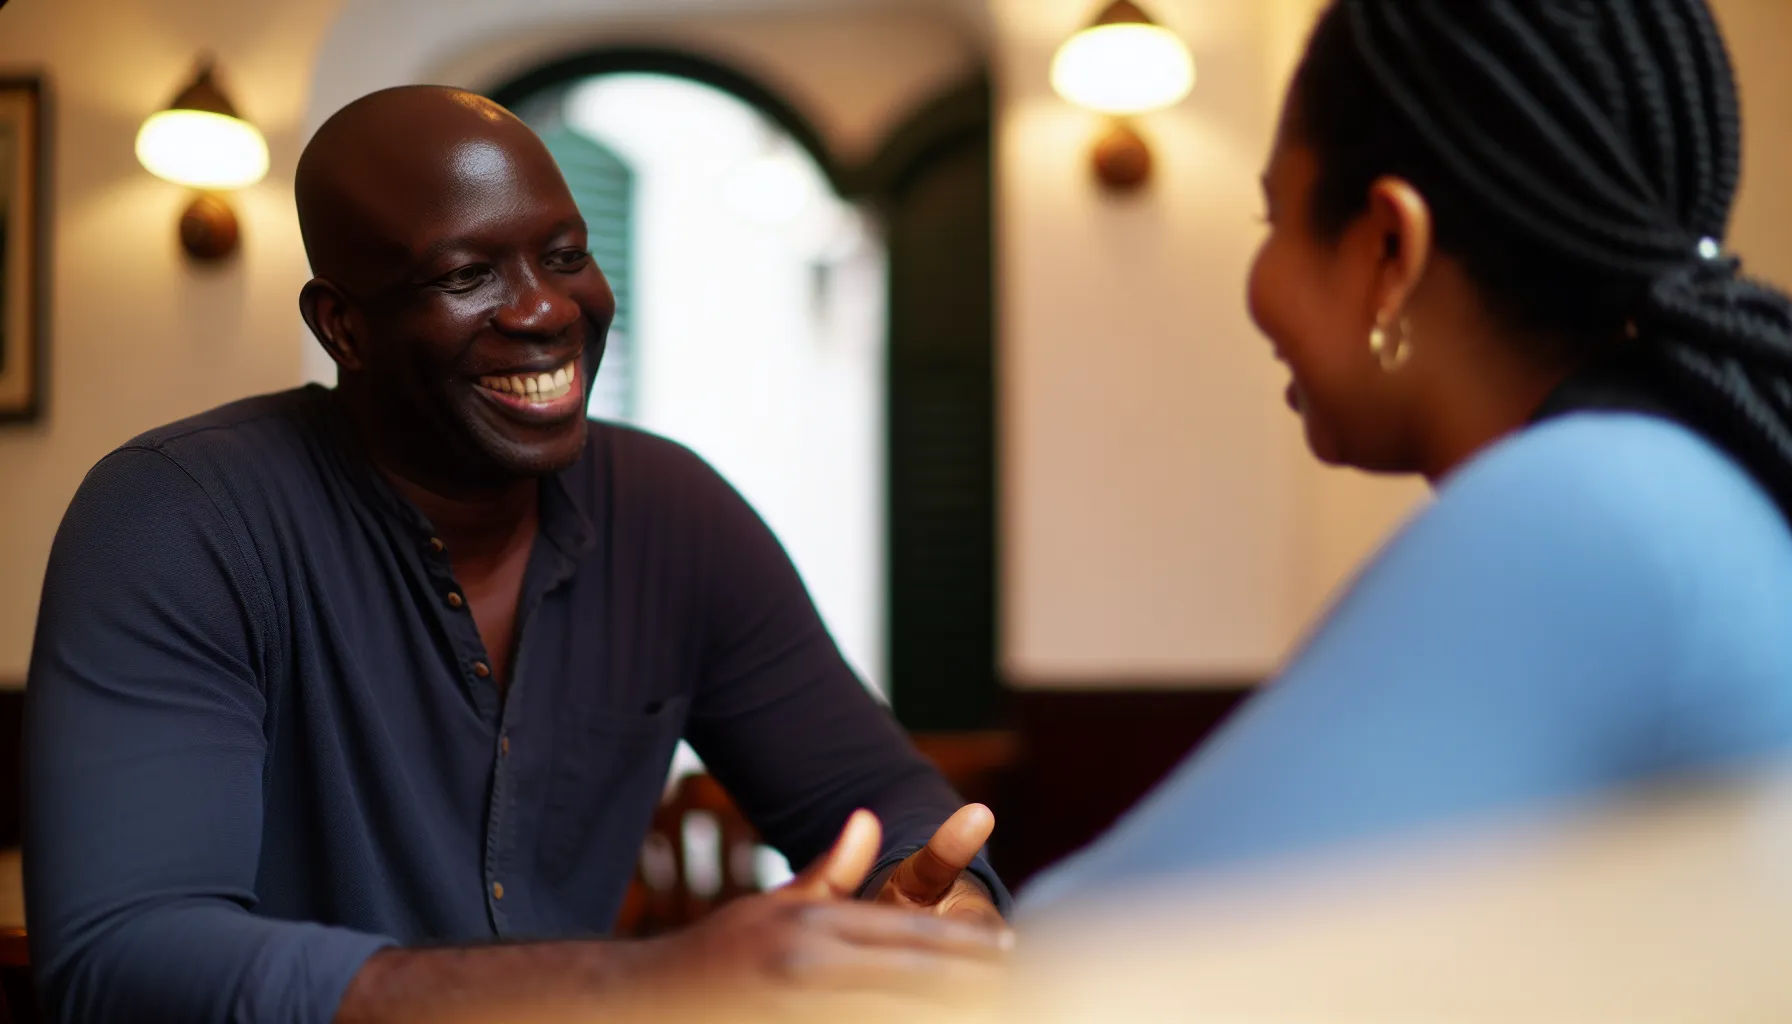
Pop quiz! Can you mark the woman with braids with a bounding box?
[1023,0,1792,910]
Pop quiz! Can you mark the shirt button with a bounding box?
[492,882,505,900]
[426,537,445,554]
[472,661,490,678]
[446,591,464,609]
[500,735,511,757]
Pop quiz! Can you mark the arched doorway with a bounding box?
[490,52,1000,733]
[503,68,888,704]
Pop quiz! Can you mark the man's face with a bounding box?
[348,135,615,483]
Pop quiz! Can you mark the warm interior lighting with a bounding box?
[1052,2,1194,193]
[137,57,264,261]
[1051,5,1195,115]
[135,109,268,190]
[1052,24,1195,114]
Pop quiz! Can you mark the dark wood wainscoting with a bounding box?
[998,686,1253,886]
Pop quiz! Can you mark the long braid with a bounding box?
[1313,0,1792,517]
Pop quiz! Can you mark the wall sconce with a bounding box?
[1051,1,1195,193]
[134,57,268,262]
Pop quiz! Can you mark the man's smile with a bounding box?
[473,354,584,420]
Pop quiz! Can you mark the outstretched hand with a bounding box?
[872,803,1007,929]
[616,807,1009,1020]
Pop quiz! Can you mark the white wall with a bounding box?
[298,0,986,384]
[994,0,1308,686]
[0,0,343,680]
[1,0,1787,690]
[297,0,994,693]
[0,0,985,681]
[995,0,1792,688]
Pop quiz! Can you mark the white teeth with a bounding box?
[481,362,577,402]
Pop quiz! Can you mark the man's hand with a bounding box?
[620,808,1010,1019]
[872,803,1006,929]
[336,814,1010,1018]
[338,811,1011,1024]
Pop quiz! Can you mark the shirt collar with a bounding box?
[312,384,597,561]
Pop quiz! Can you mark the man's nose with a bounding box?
[493,266,581,337]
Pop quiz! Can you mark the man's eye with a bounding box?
[436,266,490,293]
[549,248,592,271]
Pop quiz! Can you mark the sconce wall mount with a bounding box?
[135,57,268,262]
[1052,1,1195,193]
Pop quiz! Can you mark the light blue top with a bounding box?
[1021,413,1792,913]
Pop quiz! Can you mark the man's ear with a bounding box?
[1361,175,1435,327]
[300,278,364,372]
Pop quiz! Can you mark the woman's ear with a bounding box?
[1362,175,1435,327]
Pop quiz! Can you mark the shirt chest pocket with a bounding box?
[537,693,692,884]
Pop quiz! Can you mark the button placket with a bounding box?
[479,528,578,938]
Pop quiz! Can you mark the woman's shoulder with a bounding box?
[1427,411,1792,560]
[1343,410,1792,674]
[1346,412,1792,772]
[1390,411,1792,695]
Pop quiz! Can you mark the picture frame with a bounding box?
[0,76,47,423]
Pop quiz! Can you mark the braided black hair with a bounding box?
[1290,0,1792,515]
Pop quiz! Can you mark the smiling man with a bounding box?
[23,87,1008,1024]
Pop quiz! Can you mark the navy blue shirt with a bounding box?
[24,386,1004,1023]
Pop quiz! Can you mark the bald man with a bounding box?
[24,87,1009,1023]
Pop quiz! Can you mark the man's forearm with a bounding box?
[332,876,1010,1024]
[334,940,656,1024]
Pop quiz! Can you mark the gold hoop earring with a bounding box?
[1370,316,1412,372]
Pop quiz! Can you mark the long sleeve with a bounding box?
[1020,415,1792,916]
[25,448,393,1023]
[678,461,1010,910]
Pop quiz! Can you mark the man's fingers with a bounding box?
[785,809,882,900]
[797,901,1011,960]
[888,803,994,904]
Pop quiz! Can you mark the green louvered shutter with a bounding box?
[539,125,636,421]
[882,84,999,731]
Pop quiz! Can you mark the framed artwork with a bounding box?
[0,76,47,423]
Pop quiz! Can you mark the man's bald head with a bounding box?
[295,84,612,490]
[296,86,567,290]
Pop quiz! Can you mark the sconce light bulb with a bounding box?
[135,109,269,190]
[1052,23,1195,115]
